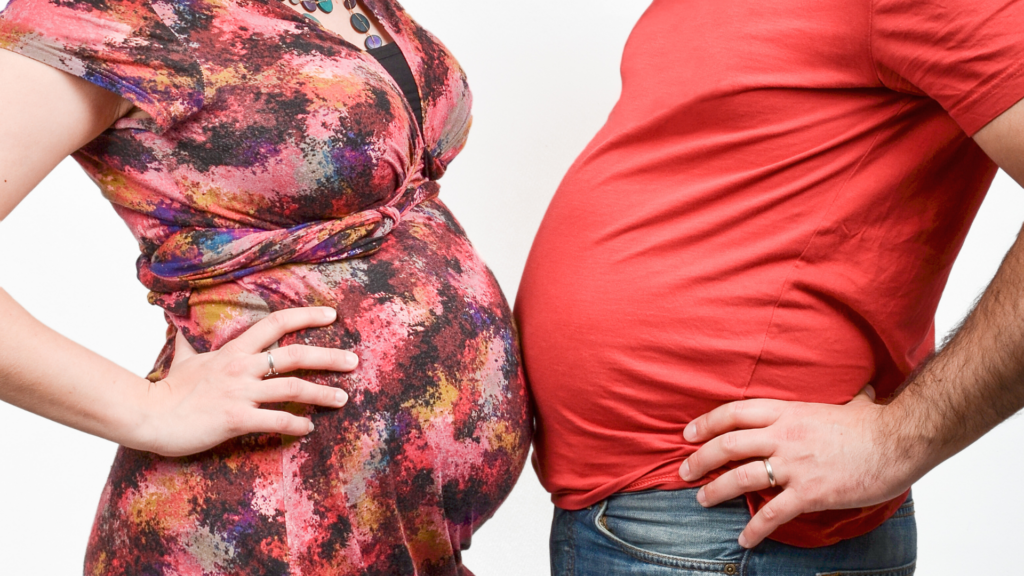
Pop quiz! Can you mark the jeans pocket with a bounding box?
[593,500,742,575]
[815,560,916,576]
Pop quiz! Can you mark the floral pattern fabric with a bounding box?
[0,0,531,573]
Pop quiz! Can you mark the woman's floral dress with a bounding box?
[0,0,531,573]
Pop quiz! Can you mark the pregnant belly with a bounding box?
[97,199,531,573]
[166,199,528,436]
[167,199,511,376]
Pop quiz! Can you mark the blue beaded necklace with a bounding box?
[286,0,385,49]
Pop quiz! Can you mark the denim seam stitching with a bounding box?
[568,508,577,576]
[814,559,916,576]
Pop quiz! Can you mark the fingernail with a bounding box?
[679,460,690,480]
[738,534,751,548]
[322,307,337,320]
[344,351,359,367]
[696,487,706,505]
[684,422,697,441]
[308,420,315,433]
[335,390,348,406]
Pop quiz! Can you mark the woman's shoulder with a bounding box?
[0,0,204,133]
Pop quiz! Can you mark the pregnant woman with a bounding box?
[0,0,531,573]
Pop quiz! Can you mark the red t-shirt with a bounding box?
[515,0,1024,548]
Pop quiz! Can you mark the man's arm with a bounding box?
[678,97,1024,548]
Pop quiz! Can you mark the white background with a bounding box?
[1,1,1023,574]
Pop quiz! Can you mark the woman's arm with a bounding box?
[1,50,356,457]
[0,49,130,219]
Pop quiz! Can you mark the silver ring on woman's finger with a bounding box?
[763,458,777,488]
[265,351,279,378]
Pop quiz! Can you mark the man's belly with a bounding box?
[515,219,892,509]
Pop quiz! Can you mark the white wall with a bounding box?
[0,1,1021,574]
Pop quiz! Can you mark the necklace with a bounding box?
[287,0,384,49]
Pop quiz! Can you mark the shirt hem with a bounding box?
[950,59,1024,136]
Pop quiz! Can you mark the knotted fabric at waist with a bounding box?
[138,180,440,316]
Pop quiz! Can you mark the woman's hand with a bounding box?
[136,307,357,457]
[677,386,916,548]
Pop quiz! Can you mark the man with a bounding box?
[515,0,1024,573]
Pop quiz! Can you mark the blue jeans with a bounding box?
[550,489,916,575]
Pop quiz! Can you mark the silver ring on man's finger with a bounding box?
[265,351,279,378]
[763,458,777,488]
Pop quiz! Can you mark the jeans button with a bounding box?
[724,564,738,575]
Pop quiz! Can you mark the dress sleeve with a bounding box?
[0,0,203,133]
[872,0,1024,136]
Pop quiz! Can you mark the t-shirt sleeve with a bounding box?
[0,0,203,133]
[872,0,1024,135]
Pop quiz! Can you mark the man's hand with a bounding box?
[678,386,917,548]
